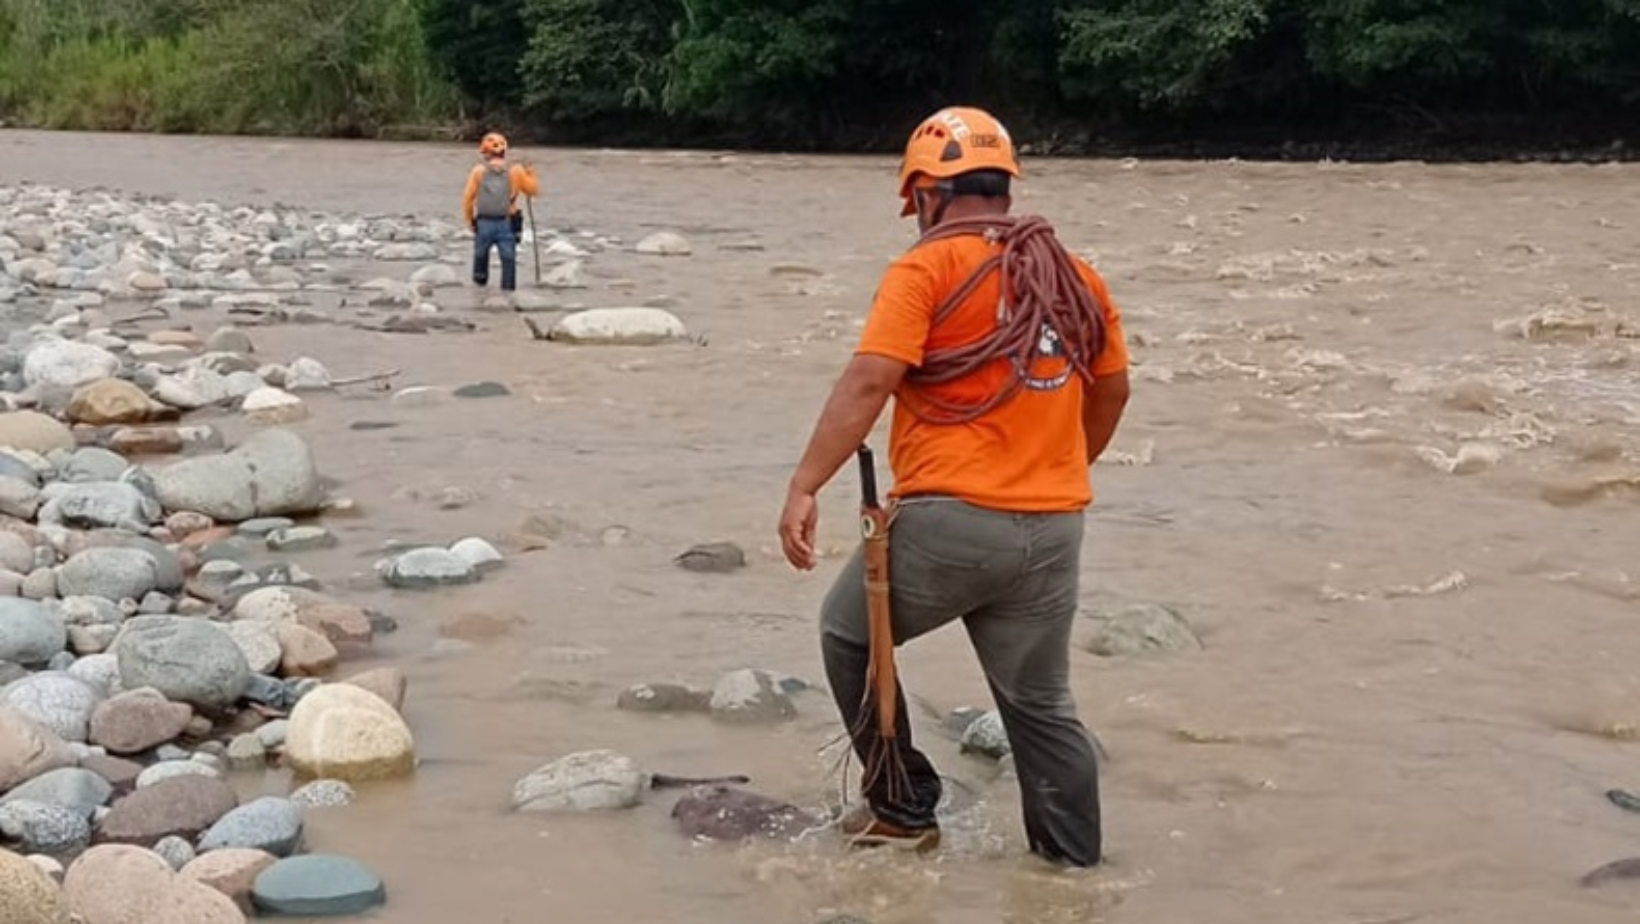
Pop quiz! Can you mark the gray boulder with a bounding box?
[37,481,157,532]
[112,616,250,710]
[150,428,322,521]
[0,598,66,665]
[59,447,133,484]
[0,767,113,818]
[21,339,120,390]
[0,798,91,856]
[0,672,103,743]
[0,475,41,518]
[55,547,161,602]
[511,750,646,812]
[198,796,304,857]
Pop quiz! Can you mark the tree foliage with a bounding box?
[517,0,676,124]
[419,0,529,112]
[1,0,1638,148]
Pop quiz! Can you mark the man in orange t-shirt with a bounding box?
[779,106,1131,868]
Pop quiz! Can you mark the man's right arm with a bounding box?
[512,163,541,198]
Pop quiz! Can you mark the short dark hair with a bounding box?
[947,169,1011,199]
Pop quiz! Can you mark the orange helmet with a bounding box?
[479,132,508,157]
[897,107,1022,216]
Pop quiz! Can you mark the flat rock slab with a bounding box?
[251,854,385,916]
[99,775,239,846]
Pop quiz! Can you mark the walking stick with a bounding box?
[852,444,909,800]
[524,195,542,287]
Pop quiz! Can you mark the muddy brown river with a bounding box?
[4,129,1640,923]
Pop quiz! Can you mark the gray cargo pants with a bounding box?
[819,496,1103,867]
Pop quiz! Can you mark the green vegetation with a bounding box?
[0,0,452,136]
[2,0,1638,154]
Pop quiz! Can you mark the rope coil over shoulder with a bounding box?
[900,215,1109,425]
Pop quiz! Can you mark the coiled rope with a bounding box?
[899,215,1109,425]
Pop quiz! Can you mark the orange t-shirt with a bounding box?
[855,232,1129,513]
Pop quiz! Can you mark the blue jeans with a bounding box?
[472,216,517,291]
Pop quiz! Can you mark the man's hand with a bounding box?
[778,486,819,570]
[777,353,907,572]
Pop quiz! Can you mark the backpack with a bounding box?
[474,165,512,219]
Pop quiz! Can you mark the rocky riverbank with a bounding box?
[0,180,720,922]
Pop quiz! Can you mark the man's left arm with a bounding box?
[1079,265,1132,465]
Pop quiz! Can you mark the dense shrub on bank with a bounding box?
[0,0,452,136]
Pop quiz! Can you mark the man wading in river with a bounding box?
[462,132,540,293]
[778,106,1131,867]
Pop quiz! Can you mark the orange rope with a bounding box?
[900,215,1109,425]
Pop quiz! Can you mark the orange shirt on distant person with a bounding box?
[856,233,1129,513]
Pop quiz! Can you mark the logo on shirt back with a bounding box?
[996,298,1072,391]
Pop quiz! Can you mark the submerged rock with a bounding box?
[377,547,477,589]
[709,669,798,724]
[511,750,645,813]
[1084,601,1203,657]
[283,683,415,782]
[674,541,747,573]
[634,232,692,256]
[546,307,688,345]
[251,854,385,917]
[669,784,817,842]
[958,710,1011,760]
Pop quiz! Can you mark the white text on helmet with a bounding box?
[936,111,972,141]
